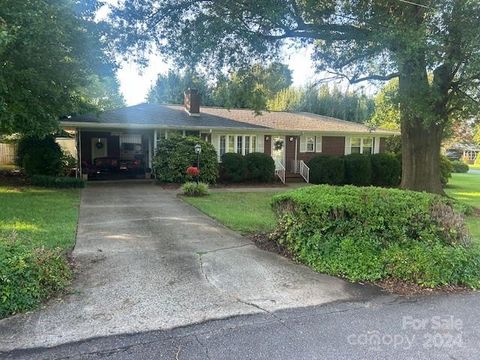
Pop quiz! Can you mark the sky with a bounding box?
[96,2,355,106]
[116,47,318,106]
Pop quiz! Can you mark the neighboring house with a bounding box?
[60,89,398,182]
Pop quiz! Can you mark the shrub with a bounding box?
[0,242,72,318]
[61,151,77,176]
[475,155,480,166]
[271,185,478,288]
[343,154,372,186]
[384,135,401,154]
[17,135,63,177]
[31,175,86,188]
[307,155,345,185]
[220,153,247,183]
[370,153,401,187]
[181,181,209,196]
[153,136,218,184]
[440,154,453,186]
[244,152,275,182]
[451,160,469,173]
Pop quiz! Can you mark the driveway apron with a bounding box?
[0,182,375,351]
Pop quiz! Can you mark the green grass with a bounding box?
[182,192,280,233]
[0,186,80,250]
[446,173,480,244]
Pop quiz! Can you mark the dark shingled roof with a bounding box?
[63,103,396,135]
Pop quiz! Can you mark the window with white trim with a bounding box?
[300,135,322,153]
[351,137,374,154]
[306,136,315,152]
[218,135,258,160]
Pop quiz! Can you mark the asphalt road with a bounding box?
[3,291,479,360]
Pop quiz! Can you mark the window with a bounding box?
[219,136,226,158]
[362,138,373,155]
[306,136,315,152]
[351,138,361,154]
[351,137,374,154]
[237,136,243,154]
[218,134,258,159]
[228,135,235,152]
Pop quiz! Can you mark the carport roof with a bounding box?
[62,103,397,135]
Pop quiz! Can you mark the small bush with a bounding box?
[451,160,469,173]
[371,153,401,187]
[181,181,209,196]
[0,242,72,318]
[271,185,478,288]
[153,136,218,184]
[220,153,247,183]
[440,155,453,186]
[343,154,372,186]
[31,175,86,188]
[17,136,63,177]
[307,155,345,185]
[244,152,275,182]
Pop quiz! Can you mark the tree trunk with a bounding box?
[397,54,445,194]
[400,118,444,194]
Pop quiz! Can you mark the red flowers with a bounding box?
[186,166,200,176]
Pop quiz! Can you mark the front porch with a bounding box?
[77,129,154,180]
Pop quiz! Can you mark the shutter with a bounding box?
[315,136,322,153]
[344,136,351,155]
[211,134,220,161]
[257,134,264,153]
[299,136,307,153]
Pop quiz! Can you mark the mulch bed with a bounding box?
[0,169,28,187]
[248,232,473,297]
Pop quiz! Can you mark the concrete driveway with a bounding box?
[0,182,377,351]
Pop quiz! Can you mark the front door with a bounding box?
[271,136,285,169]
[91,137,108,162]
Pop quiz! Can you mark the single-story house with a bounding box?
[60,89,397,182]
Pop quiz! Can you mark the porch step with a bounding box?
[285,172,305,183]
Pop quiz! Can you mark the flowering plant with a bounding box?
[186,166,200,176]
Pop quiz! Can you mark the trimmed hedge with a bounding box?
[0,242,72,318]
[245,152,275,182]
[17,136,63,177]
[31,175,86,188]
[343,154,372,186]
[451,160,469,173]
[371,153,401,187]
[271,185,479,288]
[220,153,247,183]
[153,136,219,184]
[307,155,345,185]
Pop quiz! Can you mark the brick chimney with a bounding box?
[184,88,200,116]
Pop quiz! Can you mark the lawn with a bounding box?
[446,173,480,242]
[182,191,280,234]
[0,186,80,250]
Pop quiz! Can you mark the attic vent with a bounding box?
[184,88,200,116]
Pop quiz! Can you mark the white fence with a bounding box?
[0,143,16,164]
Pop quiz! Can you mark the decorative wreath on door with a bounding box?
[95,142,104,149]
[273,139,284,151]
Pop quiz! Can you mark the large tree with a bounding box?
[111,0,480,194]
[0,0,122,136]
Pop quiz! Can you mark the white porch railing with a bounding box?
[275,160,286,184]
[299,160,310,183]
